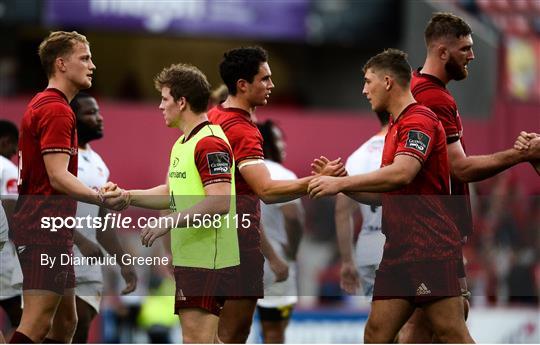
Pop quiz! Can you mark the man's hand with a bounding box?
[100,182,131,211]
[140,220,170,247]
[340,261,360,295]
[120,264,137,295]
[527,137,540,159]
[102,194,130,211]
[268,254,289,283]
[101,181,118,193]
[513,131,538,151]
[308,176,342,198]
[311,156,347,177]
[514,132,540,174]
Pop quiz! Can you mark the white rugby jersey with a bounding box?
[0,155,19,299]
[74,146,110,283]
[345,134,386,266]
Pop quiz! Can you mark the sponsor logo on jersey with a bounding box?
[169,171,187,179]
[207,152,230,175]
[416,283,432,295]
[405,130,430,155]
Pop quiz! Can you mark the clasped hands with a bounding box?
[514,131,540,174]
[98,182,131,211]
[308,156,347,199]
[514,131,540,157]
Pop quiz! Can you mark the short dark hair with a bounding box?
[38,31,89,79]
[219,46,268,96]
[70,92,93,116]
[257,120,282,163]
[154,63,211,114]
[425,12,472,45]
[0,120,18,143]
[363,48,412,88]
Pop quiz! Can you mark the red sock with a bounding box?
[9,331,34,343]
[43,339,62,344]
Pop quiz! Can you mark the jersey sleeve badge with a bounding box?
[207,152,231,175]
[405,130,431,156]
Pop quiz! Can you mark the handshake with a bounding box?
[308,156,348,199]
[97,182,131,211]
[514,131,540,174]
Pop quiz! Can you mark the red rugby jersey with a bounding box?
[380,103,461,266]
[11,88,78,246]
[411,70,474,237]
[208,105,264,251]
[186,121,233,186]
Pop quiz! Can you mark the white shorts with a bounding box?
[0,242,22,300]
[257,242,298,308]
[358,264,378,297]
[75,281,103,313]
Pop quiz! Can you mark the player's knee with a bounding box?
[181,319,216,344]
[23,319,53,342]
[364,319,392,344]
[59,311,78,338]
[182,331,213,344]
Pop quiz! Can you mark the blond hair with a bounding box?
[38,31,89,78]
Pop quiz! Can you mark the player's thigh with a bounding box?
[218,298,257,338]
[178,307,219,343]
[19,290,61,323]
[397,309,434,344]
[365,299,415,339]
[75,296,98,327]
[220,298,257,325]
[73,296,98,342]
[422,296,469,338]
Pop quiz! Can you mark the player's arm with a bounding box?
[43,152,121,206]
[335,193,361,294]
[309,155,421,198]
[141,135,235,246]
[343,191,382,206]
[1,167,18,224]
[447,140,533,183]
[342,155,421,192]
[260,225,289,282]
[240,159,311,204]
[73,230,103,258]
[96,208,137,294]
[127,184,169,210]
[311,157,379,204]
[281,201,304,261]
[141,182,231,247]
[335,193,357,264]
